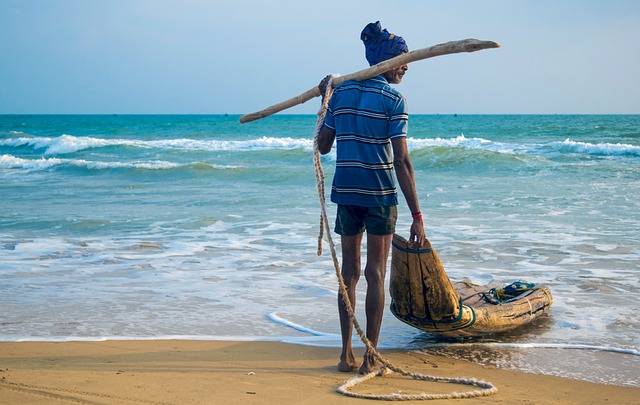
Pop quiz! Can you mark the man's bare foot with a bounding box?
[358,351,383,375]
[338,360,360,372]
[338,352,360,372]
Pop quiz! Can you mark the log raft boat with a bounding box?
[389,234,553,338]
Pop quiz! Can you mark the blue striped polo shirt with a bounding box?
[323,75,408,207]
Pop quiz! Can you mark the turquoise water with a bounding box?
[1,114,639,386]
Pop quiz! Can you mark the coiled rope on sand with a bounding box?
[313,75,498,400]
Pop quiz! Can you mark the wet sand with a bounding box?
[0,340,637,404]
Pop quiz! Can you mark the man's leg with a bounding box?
[360,232,393,374]
[337,233,363,372]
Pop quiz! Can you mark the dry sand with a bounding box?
[0,340,637,404]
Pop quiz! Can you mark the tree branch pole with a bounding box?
[239,38,500,124]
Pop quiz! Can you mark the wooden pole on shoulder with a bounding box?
[239,38,500,124]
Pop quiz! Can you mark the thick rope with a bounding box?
[313,75,498,400]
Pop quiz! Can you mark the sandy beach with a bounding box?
[0,340,637,404]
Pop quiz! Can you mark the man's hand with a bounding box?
[318,75,332,99]
[409,217,426,247]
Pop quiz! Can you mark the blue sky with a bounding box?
[1,0,639,115]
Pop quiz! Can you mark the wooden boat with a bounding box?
[389,234,552,338]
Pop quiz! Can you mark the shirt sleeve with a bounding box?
[388,95,408,139]
[323,101,336,130]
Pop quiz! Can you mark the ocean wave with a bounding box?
[408,134,495,151]
[409,134,640,159]
[554,139,640,157]
[2,133,638,160]
[408,135,530,170]
[0,134,313,155]
[408,135,528,161]
[0,154,241,172]
[1,134,503,156]
[1,134,128,154]
[147,136,313,152]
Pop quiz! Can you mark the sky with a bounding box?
[1,0,639,115]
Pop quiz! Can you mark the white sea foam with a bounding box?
[423,342,640,356]
[557,138,640,156]
[408,134,640,159]
[0,154,243,171]
[418,342,640,387]
[0,134,314,155]
[1,154,63,170]
[1,134,125,154]
[268,313,331,337]
[4,133,639,161]
[408,134,497,151]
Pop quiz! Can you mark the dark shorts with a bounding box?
[335,205,398,236]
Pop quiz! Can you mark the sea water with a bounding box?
[1,114,639,387]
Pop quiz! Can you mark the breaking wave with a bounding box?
[2,133,639,158]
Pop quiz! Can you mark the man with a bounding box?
[317,21,426,374]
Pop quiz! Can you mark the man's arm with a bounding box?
[317,75,336,155]
[392,137,426,245]
[317,125,335,155]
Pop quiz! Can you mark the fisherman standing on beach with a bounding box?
[317,21,426,374]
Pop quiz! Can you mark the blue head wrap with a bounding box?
[361,21,408,66]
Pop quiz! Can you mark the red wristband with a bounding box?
[412,211,422,219]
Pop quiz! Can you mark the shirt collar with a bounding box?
[371,75,388,84]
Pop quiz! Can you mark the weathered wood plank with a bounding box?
[389,234,411,315]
